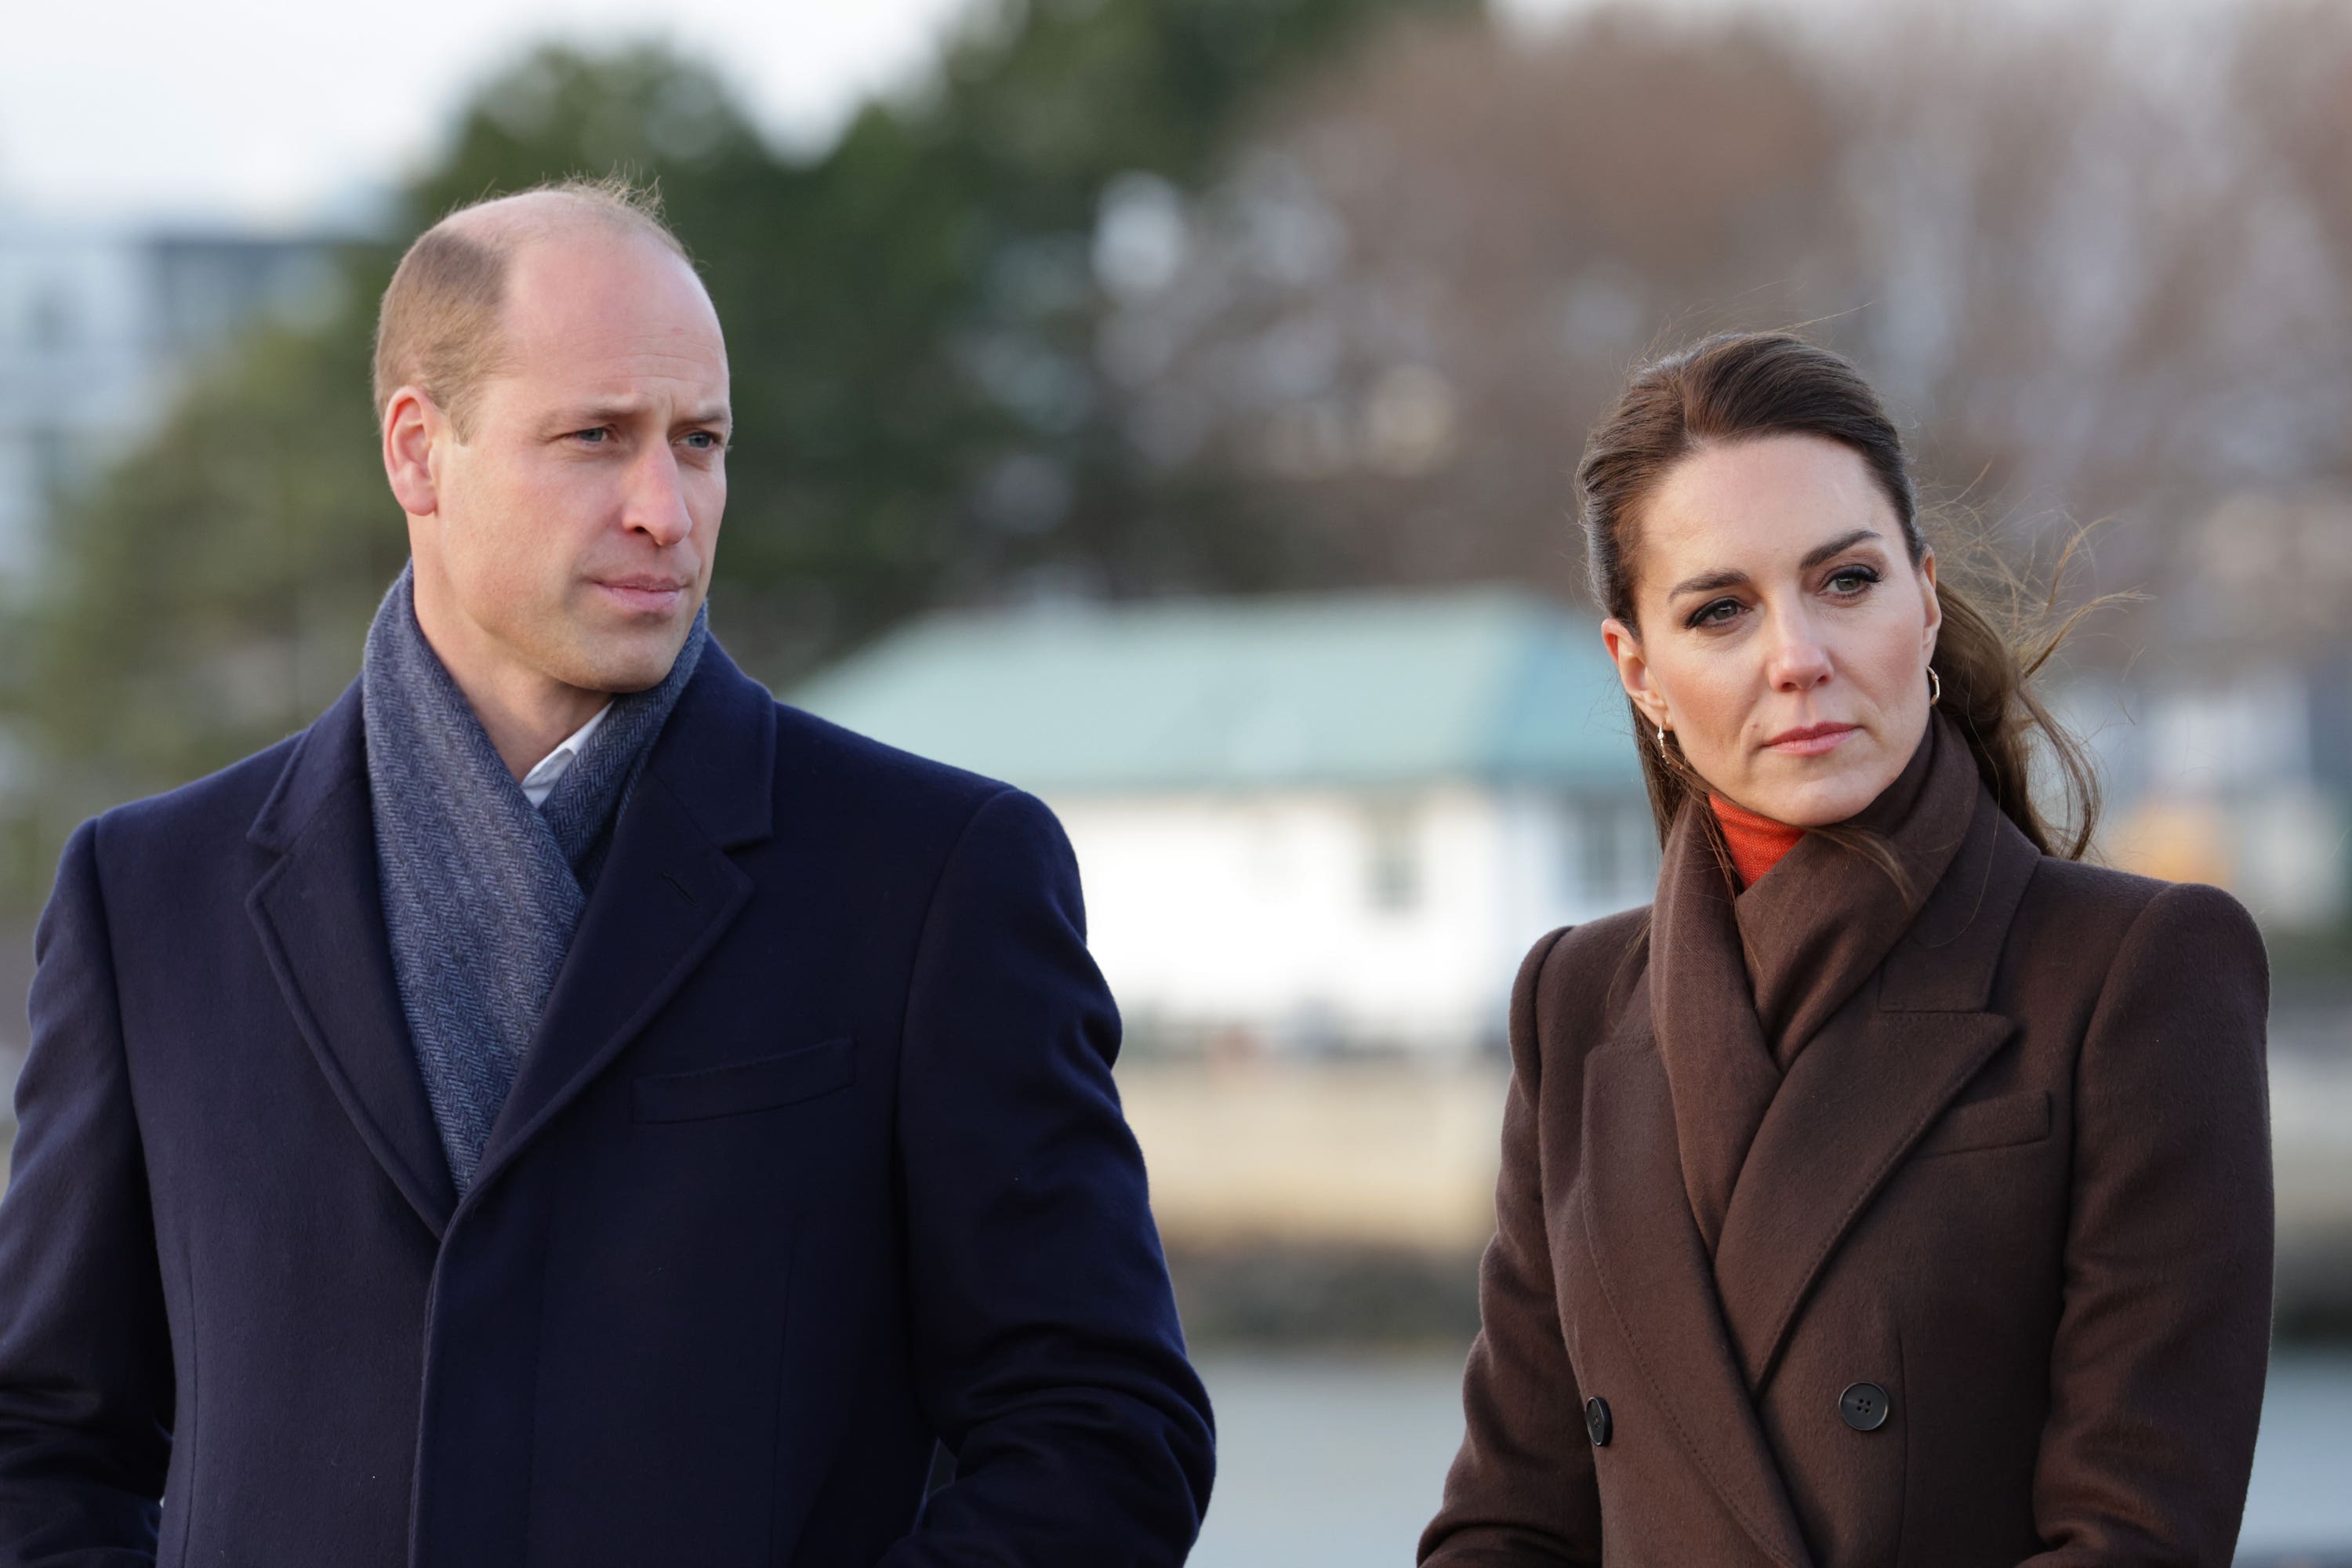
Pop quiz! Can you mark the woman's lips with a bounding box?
[1765,722,1860,757]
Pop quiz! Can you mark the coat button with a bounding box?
[1838,1381,1890,1432]
[1584,1396,1613,1447]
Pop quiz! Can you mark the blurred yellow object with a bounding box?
[2107,798,2235,888]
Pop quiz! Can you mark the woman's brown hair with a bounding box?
[1579,329,2107,864]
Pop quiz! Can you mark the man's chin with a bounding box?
[554,626,694,696]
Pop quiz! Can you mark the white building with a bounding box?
[794,588,1655,1058]
[0,206,343,569]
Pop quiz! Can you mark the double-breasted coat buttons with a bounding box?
[1838,1381,1891,1432]
[1584,1396,1613,1447]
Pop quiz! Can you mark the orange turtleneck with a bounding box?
[1710,793,1805,890]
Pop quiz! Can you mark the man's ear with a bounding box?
[383,387,444,518]
[1602,615,1668,733]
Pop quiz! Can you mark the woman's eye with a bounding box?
[1690,598,1742,628]
[1827,566,1880,595]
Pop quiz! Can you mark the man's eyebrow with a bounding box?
[1666,527,1886,599]
[550,400,648,427]
[548,399,731,429]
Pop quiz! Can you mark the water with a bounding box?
[2241,1350,2352,1560]
[1189,1352,1468,1567]
[1189,1347,2352,1566]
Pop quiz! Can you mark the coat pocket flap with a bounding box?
[633,1036,857,1123]
[1918,1088,2049,1157]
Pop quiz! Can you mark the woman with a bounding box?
[1420,332,2271,1567]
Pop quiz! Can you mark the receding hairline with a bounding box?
[371,179,701,430]
[432,184,688,258]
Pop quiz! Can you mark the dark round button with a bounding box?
[1838,1381,1890,1432]
[1584,1396,1613,1447]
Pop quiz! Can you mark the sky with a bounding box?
[0,0,974,227]
[2,0,2195,231]
[1,0,1652,229]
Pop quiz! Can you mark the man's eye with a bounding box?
[572,427,610,445]
[683,431,720,450]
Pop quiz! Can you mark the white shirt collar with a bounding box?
[519,702,613,809]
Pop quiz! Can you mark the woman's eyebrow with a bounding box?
[1667,528,1886,600]
[1668,566,1748,599]
[1798,527,1885,570]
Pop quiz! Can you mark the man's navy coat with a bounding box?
[0,641,1214,1565]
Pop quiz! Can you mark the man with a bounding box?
[0,180,1214,1565]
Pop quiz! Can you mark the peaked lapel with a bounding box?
[1650,804,1784,1257]
[1711,790,2042,1392]
[248,681,459,1237]
[468,644,775,1200]
[1580,1036,1817,1568]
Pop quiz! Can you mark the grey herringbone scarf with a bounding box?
[362,565,708,1192]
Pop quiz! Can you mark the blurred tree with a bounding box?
[20,0,2352,911]
[1094,9,1854,600]
[6,0,1468,897]
[1098,2,2352,619]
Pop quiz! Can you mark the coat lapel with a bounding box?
[1580,1036,1817,1568]
[1711,792,2042,1392]
[1650,806,1783,1257]
[468,644,775,1200]
[248,681,459,1237]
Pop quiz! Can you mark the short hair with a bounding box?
[370,176,691,437]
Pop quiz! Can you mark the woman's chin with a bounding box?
[1740,768,1888,829]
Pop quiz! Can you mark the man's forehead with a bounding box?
[502,235,720,336]
[489,238,726,390]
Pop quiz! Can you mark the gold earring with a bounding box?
[1928,666,1942,706]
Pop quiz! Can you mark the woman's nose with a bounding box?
[1763,609,1835,691]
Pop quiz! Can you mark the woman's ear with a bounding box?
[1918,546,1942,655]
[1602,615,1668,733]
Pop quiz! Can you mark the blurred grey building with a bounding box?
[0,204,346,571]
[2060,488,2352,931]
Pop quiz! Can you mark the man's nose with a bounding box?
[625,447,695,547]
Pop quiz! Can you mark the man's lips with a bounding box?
[592,576,691,613]
[1764,721,1860,756]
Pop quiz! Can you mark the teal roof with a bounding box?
[789,587,1646,795]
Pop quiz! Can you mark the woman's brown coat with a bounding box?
[1421,724,2274,1567]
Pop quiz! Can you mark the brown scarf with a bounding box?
[1649,710,1981,1254]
